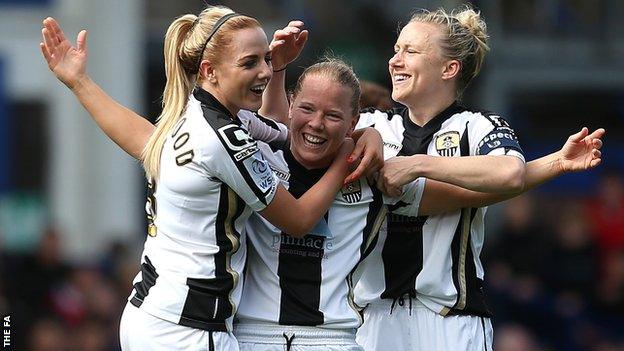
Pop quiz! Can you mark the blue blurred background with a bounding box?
[0,0,622,350]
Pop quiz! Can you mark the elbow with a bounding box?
[503,161,526,193]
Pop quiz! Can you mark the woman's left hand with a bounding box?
[269,20,309,71]
[559,127,605,172]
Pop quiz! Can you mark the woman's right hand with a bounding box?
[40,17,88,90]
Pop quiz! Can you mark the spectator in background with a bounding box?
[28,317,69,351]
[494,324,542,351]
[543,203,597,308]
[585,171,624,258]
[359,80,393,110]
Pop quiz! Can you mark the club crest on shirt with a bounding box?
[341,179,362,203]
[435,131,460,157]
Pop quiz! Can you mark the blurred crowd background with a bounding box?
[0,0,622,350]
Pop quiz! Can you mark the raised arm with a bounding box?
[258,21,307,125]
[41,17,153,159]
[418,127,605,215]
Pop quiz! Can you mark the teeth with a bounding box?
[250,84,267,93]
[394,74,410,82]
[303,133,326,145]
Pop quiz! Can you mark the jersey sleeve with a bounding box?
[238,110,289,144]
[201,122,279,212]
[471,113,525,162]
[382,177,426,217]
[355,108,389,130]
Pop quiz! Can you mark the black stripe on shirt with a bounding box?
[198,90,274,206]
[277,149,326,326]
[277,233,326,325]
[129,255,158,307]
[380,214,427,298]
[179,185,244,331]
[449,128,471,311]
[449,207,492,318]
[254,112,282,131]
[359,186,385,260]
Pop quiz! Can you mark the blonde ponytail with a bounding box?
[142,14,196,180]
[141,6,260,180]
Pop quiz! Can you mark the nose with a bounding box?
[389,51,402,68]
[307,112,324,130]
[259,60,272,80]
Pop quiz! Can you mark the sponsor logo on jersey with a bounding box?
[243,154,275,194]
[477,129,522,156]
[269,166,290,182]
[341,179,362,203]
[251,159,268,174]
[218,124,258,161]
[272,234,334,259]
[435,131,460,157]
[383,141,402,151]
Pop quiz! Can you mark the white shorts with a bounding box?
[234,323,363,351]
[356,298,493,351]
[119,302,239,351]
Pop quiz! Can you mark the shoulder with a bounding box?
[182,101,259,162]
[238,110,284,131]
[358,106,407,129]
[360,106,406,120]
[457,106,513,129]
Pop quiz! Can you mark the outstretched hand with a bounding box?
[559,127,605,173]
[269,20,308,71]
[40,17,88,89]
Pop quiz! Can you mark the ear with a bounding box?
[346,114,359,137]
[199,60,217,84]
[287,99,294,121]
[441,59,461,81]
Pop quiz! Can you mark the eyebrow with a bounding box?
[237,50,271,61]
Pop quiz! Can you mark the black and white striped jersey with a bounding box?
[235,114,425,329]
[353,103,525,318]
[128,88,279,332]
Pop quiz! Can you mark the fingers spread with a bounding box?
[589,128,606,139]
[569,127,588,142]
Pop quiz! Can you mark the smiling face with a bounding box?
[208,26,272,115]
[289,74,358,169]
[388,21,448,107]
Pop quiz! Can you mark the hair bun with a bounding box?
[454,7,489,50]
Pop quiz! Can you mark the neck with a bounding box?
[289,146,331,171]
[405,91,456,126]
[199,82,240,117]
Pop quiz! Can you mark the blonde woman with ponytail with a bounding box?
[41,6,355,350]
